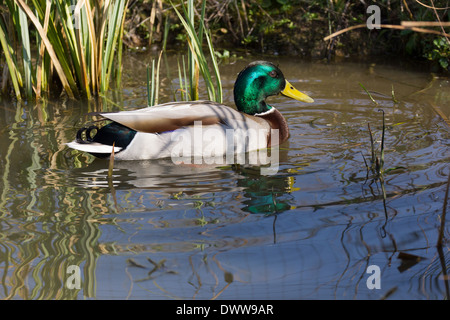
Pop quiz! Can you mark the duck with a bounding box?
[66,61,314,161]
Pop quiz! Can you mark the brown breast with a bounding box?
[255,108,289,147]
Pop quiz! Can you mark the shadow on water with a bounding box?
[0,55,449,299]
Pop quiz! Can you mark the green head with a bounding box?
[233,61,313,115]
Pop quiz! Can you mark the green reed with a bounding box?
[0,0,128,101]
[145,0,223,106]
[146,50,163,107]
[359,82,386,177]
[170,0,222,104]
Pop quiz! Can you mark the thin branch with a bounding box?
[437,173,450,248]
[324,23,450,41]
[415,0,450,10]
[401,21,450,27]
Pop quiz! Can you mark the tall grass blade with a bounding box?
[34,0,79,97]
[391,84,398,104]
[154,50,162,105]
[15,0,77,99]
[101,0,128,93]
[182,55,188,101]
[150,59,155,106]
[175,55,189,101]
[35,0,52,99]
[204,27,222,103]
[0,15,22,99]
[18,5,33,98]
[197,0,206,44]
[83,0,98,94]
[162,13,170,52]
[171,0,222,103]
[76,3,90,99]
[52,0,83,94]
[147,51,164,106]
[367,123,376,165]
[115,6,127,90]
[147,64,152,106]
[186,0,197,101]
[1,0,129,100]
[359,82,378,106]
[176,59,183,101]
[378,109,385,172]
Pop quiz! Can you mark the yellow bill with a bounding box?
[281,80,314,103]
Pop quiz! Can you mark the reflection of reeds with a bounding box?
[0,101,106,299]
[1,189,104,299]
[0,0,129,100]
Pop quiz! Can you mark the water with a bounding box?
[0,54,448,300]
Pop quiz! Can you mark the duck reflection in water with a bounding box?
[71,155,295,216]
[234,165,294,215]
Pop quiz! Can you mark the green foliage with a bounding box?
[120,0,450,69]
[2,0,449,102]
[424,37,450,71]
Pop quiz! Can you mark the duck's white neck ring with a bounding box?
[254,106,276,117]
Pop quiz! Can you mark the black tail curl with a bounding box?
[76,125,99,144]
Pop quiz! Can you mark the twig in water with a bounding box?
[391,85,399,104]
[437,173,450,248]
[378,109,385,173]
[359,82,378,106]
[108,142,115,178]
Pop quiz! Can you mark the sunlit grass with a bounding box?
[145,0,223,106]
[170,0,222,104]
[147,51,163,107]
[0,0,129,101]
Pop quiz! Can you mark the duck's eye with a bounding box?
[269,70,277,78]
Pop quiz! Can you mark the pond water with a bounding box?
[0,53,449,300]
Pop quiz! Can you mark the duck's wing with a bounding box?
[100,101,248,133]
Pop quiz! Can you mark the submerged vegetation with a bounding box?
[0,0,449,101]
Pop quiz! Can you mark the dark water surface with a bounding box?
[0,54,449,299]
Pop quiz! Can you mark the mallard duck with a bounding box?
[67,61,313,161]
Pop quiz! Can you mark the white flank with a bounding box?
[66,142,122,154]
